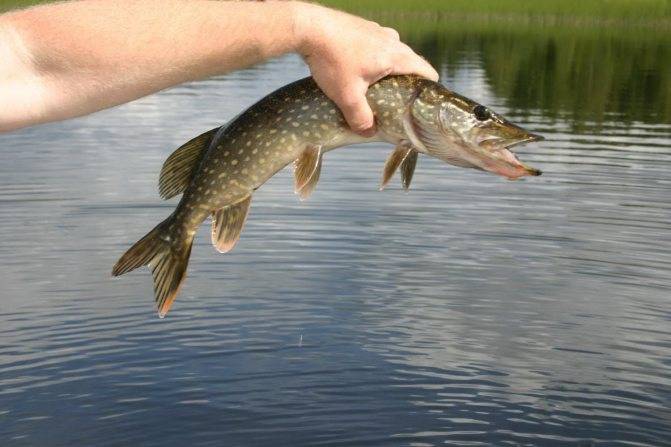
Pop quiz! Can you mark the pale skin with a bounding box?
[0,0,438,134]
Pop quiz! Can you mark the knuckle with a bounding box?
[383,27,400,40]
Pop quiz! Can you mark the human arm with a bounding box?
[0,0,437,134]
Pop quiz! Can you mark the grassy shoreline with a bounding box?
[2,0,671,22]
[319,0,671,19]
[320,1,671,31]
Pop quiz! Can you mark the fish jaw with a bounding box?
[481,148,542,179]
[476,133,544,179]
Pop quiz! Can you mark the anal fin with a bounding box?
[293,144,323,201]
[159,127,219,200]
[211,195,252,253]
[380,143,419,190]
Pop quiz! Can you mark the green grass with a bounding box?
[320,0,671,21]
[3,0,671,20]
[0,0,40,12]
[7,0,668,30]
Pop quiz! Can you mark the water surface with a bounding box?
[1,25,670,446]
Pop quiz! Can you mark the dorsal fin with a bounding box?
[159,127,219,200]
[293,144,323,201]
[211,194,252,253]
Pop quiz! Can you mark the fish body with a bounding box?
[113,75,542,317]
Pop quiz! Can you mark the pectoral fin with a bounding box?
[211,194,252,253]
[380,143,418,191]
[293,144,323,201]
[400,149,418,190]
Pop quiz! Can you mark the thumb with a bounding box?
[334,80,376,137]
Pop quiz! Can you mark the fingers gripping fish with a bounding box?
[113,75,543,317]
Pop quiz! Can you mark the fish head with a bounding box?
[407,82,543,179]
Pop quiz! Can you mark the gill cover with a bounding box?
[404,89,480,169]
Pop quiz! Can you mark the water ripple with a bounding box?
[0,49,670,446]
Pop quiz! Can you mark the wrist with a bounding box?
[288,1,322,57]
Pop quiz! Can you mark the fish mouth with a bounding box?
[504,133,545,149]
[506,133,543,176]
[479,133,544,150]
[478,133,544,177]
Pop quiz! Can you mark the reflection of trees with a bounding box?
[396,21,671,127]
[480,33,670,126]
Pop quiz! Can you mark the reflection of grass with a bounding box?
[399,20,671,126]
[316,2,671,125]
[384,14,671,41]
[321,0,671,22]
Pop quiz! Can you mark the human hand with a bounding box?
[291,2,438,137]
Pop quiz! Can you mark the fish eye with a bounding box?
[473,105,491,121]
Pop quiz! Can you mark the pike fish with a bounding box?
[113,75,543,317]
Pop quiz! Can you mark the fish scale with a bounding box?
[113,74,543,317]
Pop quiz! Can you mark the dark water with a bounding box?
[1,27,670,447]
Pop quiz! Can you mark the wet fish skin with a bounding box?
[113,75,542,317]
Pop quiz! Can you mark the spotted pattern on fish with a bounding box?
[113,75,543,317]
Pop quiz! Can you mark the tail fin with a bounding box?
[112,216,194,318]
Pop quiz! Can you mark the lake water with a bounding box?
[1,24,670,446]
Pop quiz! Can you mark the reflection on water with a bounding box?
[1,25,670,446]
[403,22,671,126]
